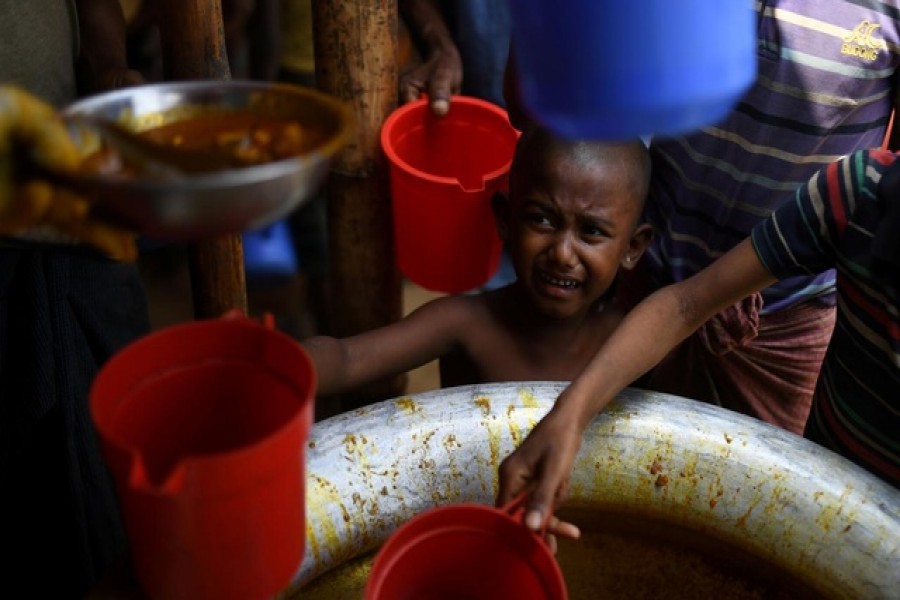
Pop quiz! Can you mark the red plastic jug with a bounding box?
[381,95,520,293]
[90,314,315,600]
[365,497,567,599]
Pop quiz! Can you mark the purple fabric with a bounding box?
[644,0,900,314]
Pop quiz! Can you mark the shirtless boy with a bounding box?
[303,127,651,400]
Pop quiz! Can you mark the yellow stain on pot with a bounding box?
[815,484,858,533]
[296,384,899,597]
[343,433,386,524]
[519,388,540,409]
[575,421,750,526]
[394,396,420,414]
[442,433,464,485]
[484,411,503,468]
[308,432,408,571]
[305,474,348,565]
[511,388,541,443]
[473,396,491,415]
[472,395,503,470]
[505,403,522,447]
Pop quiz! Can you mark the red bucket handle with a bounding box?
[500,492,552,544]
[220,309,276,330]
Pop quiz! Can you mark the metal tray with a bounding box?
[60,80,352,240]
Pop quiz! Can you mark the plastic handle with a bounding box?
[220,308,246,321]
[219,308,276,331]
[501,492,550,541]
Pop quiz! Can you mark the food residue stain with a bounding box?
[305,474,349,563]
[519,389,540,409]
[394,397,420,414]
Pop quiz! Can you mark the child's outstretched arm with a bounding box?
[302,295,468,396]
[498,238,777,530]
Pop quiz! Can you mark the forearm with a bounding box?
[302,331,442,397]
[301,336,353,397]
[557,286,703,429]
[302,298,464,397]
[74,0,137,93]
[556,238,777,430]
[399,0,457,56]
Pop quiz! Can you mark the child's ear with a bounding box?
[621,223,653,270]
[491,190,511,242]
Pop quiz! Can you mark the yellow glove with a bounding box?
[0,85,137,261]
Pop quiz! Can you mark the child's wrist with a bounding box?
[551,388,598,433]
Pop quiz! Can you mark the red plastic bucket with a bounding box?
[89,314,315,600]
[365,498,567,599]
[381,96,520,293]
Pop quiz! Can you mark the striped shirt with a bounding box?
[752,148,900,487]
[645,0,900,314]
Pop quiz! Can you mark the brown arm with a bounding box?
[397,0,462,114]
[559,238,778,428]
[303,295,469,396]
[73,0,143,93]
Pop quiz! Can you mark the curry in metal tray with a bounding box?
[288,508,823,599]
[81,113,327,176]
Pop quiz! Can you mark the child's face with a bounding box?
[502,149,646,320]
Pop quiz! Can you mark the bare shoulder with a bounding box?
[406,292,495,328]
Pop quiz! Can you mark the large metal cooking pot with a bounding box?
[292,383,898,598]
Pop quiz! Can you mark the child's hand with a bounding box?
[497,403,586,539]
[542,513,581,555]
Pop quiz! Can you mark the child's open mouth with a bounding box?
[537,272,581,290]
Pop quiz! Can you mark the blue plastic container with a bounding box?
[509,0,757,140]
[242,220,299,288]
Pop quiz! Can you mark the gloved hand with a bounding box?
[0,85,137,261]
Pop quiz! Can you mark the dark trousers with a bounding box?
[0,243,149,598]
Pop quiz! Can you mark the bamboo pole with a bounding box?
[312,0,404,408]
[156,0,248,319]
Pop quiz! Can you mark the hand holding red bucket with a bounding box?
[365,495,567,599]
[89,313,315,600]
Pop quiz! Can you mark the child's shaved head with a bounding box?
[510,127,651,218]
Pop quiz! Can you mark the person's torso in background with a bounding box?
[645,0,900,313]
[443,0,511,108]
[280,0,315,79]
[0,0,79,106]
[751,148,900,486]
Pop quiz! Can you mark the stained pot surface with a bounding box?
[290,383,898,599]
